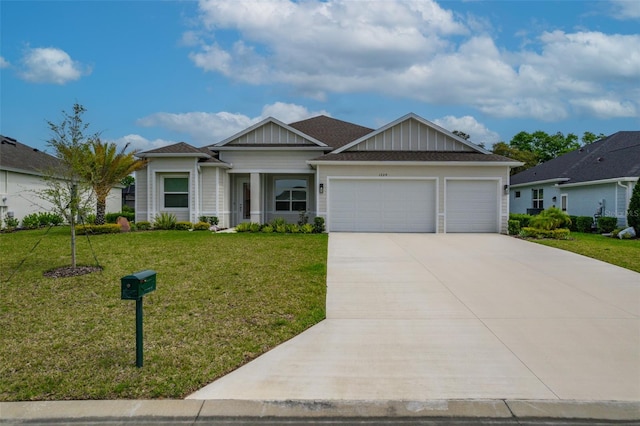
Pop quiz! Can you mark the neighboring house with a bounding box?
[0,135,122,226]
[136,113,521,233]
[510,131,640,226]
[122,184,135,209]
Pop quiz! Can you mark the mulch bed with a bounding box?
[44,265,103,278]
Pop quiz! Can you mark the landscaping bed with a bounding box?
[0,227,327,400]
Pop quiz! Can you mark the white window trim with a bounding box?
[162,174,190,210]
[561,193,568,212]
[274,176,309,213]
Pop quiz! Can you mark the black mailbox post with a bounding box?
[121,270,156,367]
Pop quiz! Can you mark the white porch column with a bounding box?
[250,172,261,223]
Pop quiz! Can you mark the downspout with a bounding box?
[618,180,629,226]
[195,162,200,224]
[216,167,220,220]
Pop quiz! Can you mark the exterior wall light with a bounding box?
[319,183,324,194]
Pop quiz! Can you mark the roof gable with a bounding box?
[214,117,328,148]
[138,142,212,158]
[511,131,640,186]
[0,135,63,175]
[289,115,374,149]
[333,113,490,154]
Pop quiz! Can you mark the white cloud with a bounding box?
[136,102,328,145]
[19,47,90,84]
[570,98,637,119]
[433,115,501,145]
[184,0,640,122]
[0,56,9,68]
[109,134,177,153]
[610,0,640,20]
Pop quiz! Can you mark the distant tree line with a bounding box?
[491,131,606,174]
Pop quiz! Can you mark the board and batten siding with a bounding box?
[219,150,319,172]
[317,164,510,233]
[226,122,318,146]
[348,118,474,152]
[146,157,199,223]
[135,167,148,222]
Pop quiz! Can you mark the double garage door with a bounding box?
[328,179,498,233]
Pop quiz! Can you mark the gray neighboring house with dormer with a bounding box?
[510,131,640,226]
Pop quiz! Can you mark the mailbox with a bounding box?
[121,270,156,300]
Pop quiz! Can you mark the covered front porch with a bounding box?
[228,172,316,227]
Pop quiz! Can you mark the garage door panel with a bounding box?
[329,179,436,233]
[446,180,498,233]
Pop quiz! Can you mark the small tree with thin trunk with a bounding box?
[40,104,98,268]
[628,180,640,234]
[82,138,146,224]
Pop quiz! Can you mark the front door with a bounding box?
[236,177,251,223]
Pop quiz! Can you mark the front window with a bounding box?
[275,179,307,211]
[532,188,544,209]
[164,177,188,208]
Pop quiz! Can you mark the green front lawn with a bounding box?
[531,232,640,273]
[0,227,327,401]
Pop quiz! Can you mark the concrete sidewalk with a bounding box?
[188,234,639,401]
[2,399,640,424]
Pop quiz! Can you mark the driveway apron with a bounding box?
[188,233,639,401]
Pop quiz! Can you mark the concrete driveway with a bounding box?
[188,233,639,401]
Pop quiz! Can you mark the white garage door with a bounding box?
[329,179,436,232]
[446,180,498,233]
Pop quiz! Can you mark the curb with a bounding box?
[1,399,639,424]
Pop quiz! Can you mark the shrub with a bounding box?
[313,216,325,234]
[153,212,177,230]
[122,205,134,213]
[529,207,571,230]
[198,216,219,225]
[520,227,570,240]
[250,222,262,232]
[105,211,135,223]
[21,212,65,229]
[275,224,288,233]
[40,212,64,226]
[628,181,640,234]
[508,220,521,235]
[261,225,274,233]
[84,214,97,225]
[193,221,210,231]
[575,216,594,233]
[3,215,18,231]
[551,229,571,240]
[175,221,192,230]
[270,217,287,228]
[509,213,532,228]
[235,222,252,232]
[21,213,41,229]
[136,221,151,230]
[76,224,121,235]
[568,216,578,232]
[301,223,314,234]
[288,224,300,233]
[298,210,309,226]
[597,216,618,233]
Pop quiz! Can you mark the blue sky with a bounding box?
[1,0,639,154]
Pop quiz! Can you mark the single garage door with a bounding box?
[329,179,436,232]
[446,180,498,232]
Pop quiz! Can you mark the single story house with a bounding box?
[510,131,640,226]
[136,113,521,233]
[0,135,122,226]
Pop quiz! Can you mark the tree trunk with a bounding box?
[95,199,106,225]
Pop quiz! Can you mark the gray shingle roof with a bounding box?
[289,115,374,149]
[510,131,640,186]
[311,151,517,162]
[0,135,63,175]
[139,142,210,156]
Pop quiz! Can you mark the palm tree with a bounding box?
[82,139,146,225]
